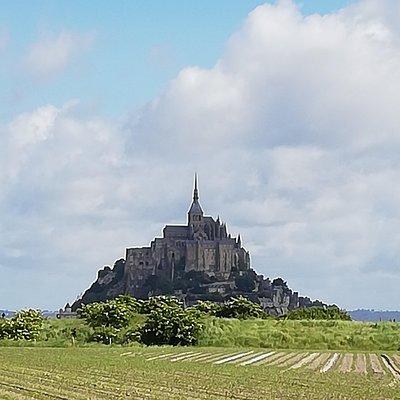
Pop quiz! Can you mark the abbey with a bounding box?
[124,175,251,297]
[72,176,325,315]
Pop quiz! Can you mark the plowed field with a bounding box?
[0,347,399,399]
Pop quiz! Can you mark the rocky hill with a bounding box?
[72,258,326,316]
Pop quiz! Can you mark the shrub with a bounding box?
[139,296,183,314]
[192,300,222,316]
[79,299,133,329]
[216,296,265,319]
[0,310,44,341]
[0,318,12,339]
[139,299,203,346]
[91,326,119,344]
[114,295,142,313]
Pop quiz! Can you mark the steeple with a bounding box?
[193,173,199,202]
[188,173,203,219]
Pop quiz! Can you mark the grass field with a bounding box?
[199,318,400,350]
[2,317,400,351]
[0,347,399,399]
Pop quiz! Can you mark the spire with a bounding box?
[188,173,203,216]
[193,173,199,202]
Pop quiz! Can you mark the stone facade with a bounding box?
[123,175,250,297]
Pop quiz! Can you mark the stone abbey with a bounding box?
[124,175,250,297]
[72,176,325,315]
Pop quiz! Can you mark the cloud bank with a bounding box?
[1,0,400,309]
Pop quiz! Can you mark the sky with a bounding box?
[1,0,400,311]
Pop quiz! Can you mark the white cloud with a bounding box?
[2,0,400,310]
[24,31,94,78]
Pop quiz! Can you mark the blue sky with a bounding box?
[0,0,353,121]
[3,0,400,311]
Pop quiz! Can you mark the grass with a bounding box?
[0,346,399,399]
[199,318,400,350]
[1,317,400,351]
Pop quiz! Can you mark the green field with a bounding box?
[0,346,399,399]
[199,318,400,350]
[3,317,400,351]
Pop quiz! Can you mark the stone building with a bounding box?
[124,175,250,297]
[71,176,327,315]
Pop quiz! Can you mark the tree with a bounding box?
[139,299,203,346]
[216,296,265,319]
[79,300,132,329]
[235,274,256,292]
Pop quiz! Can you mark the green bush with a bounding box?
[0,318,12,339]
[216,296,265,319]
[139,299,203,346]
[192,300,222,315]
[79,299,133,329]
[139,296,183,314]
[90,326,119,344]
[114,295,142,313]
[0,310,44,341]
[286,306,351,321]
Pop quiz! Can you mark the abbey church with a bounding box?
[124,175,250,297]
[72,176,323,316]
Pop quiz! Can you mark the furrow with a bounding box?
[307,353,330,370]
[0,373,117,400]
[392,355,400,368]
[229,352,263,365]
[369,354,385,374]
[0,380,71,400]
[355,354,367,374]
[214,351,254,365]
[269,352,297,367]
[253,352,285,366]
[320,353,339,373]
[182,352,210,362]
[338,353,353,373]
[280,353,308,368]
[170,352,199,362]
[290,353,319,369]
[240,352,275,366]
[146,352,183,361]
[381,354,400,379]
[199,353,231,363]
[0,385,35,400]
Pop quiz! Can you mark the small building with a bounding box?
[56,303,77,319]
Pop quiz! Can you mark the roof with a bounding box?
[163,225,189,238]
[188,200,203,215]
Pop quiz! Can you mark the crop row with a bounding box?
[145,349,400,377]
